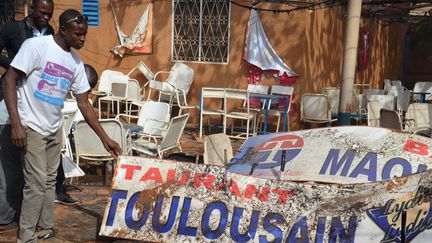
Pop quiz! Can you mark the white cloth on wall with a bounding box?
[244,9,297,77]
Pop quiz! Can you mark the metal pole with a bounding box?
[338,0,362,125]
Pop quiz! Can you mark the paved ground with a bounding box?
[0,127,244,242]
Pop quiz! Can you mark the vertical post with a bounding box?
[338,0,363,125]
[401,30,412,87]
[24,0,29,17]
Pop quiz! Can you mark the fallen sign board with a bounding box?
[228,126,432,183]
[100,156,432,242]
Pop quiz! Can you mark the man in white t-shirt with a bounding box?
[3,9,121,242]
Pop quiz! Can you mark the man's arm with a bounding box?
[75,92,121,158]
[3,66,27,150]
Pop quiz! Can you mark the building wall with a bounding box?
[13,1,408,129]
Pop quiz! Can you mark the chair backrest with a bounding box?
[110,82,128,98]
[367,100,381,127]
[270,85,294,111]
[126,79,141,100]
[200,87,225,111]
[413,81,432,101]
[204,133,233,166]
[98,70,129,94]
[368,94,395,111]
[301,93,332,121]
[391,80,403,87]
[406,103,432,129]
[247,84,269,109]
[127,61,154,81]
[160,113,189,152]
[383,79,392,93]
[360,88,385,110]
[321,87,339,115]
[137,101,171,136]
[61,110,77,156]
[224,88,249,113]
[379,109,402,130]
[166,63,194,95]
[386,86,410,112]
[74,119,126,157]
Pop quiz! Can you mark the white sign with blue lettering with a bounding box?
[229,126,432,183]
[99,156,432,242]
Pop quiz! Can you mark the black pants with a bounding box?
[55,155,65,194]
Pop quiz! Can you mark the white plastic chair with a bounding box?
[322,87,339,116]
[204,133,233,167]
[413,81,432,101]
[406,103,432,132]
[360,89,385,111]
[93,70,128,96]
[368,94,396,111]
[98,82,128,118]
[300,93,337,126]
[117,101,171,143]
[130,113,189,158]
[199,87,226,138]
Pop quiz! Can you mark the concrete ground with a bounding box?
[0,126,244,242]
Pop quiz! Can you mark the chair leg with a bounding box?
[275,115,280,133]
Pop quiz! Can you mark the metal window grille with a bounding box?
[172,0,230,64]
[82,0,99,26]
[0,0,16,26]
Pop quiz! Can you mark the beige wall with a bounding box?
[13,1,409,129]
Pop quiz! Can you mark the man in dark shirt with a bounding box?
[0,0,54,231]
[0,0,54,70]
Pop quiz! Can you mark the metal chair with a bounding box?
[199,87,225,138]
[300,93,337,127]
[224,88,256,139]
[266,85,294,132]
[130,114,189,158]
[74,119,127,185]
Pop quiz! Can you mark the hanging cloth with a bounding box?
[110,1,153,57]
[244,9,297,84]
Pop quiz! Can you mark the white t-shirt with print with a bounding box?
[10,35,90,136]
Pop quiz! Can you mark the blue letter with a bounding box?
[177,197,198,237]
[319,150,356,176]
[381,158,412,180]
[349,152,377,181]
[106,190,128,226]
[125,191,150,229]
[152,195,180,233]
[201,201,228,240]
[328,216,357,243]
[315,217,327,243]
[287,216,310,243]
[259,212,285,243]
[417,164,427,173]
[230,207,260,242]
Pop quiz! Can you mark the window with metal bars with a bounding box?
[172,0,230,64]
[0,0,16,26]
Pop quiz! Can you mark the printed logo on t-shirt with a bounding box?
[34,61,73,106]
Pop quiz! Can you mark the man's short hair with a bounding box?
[84,64,98,89]
[59,9,82,28]
[32,0,54,7]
